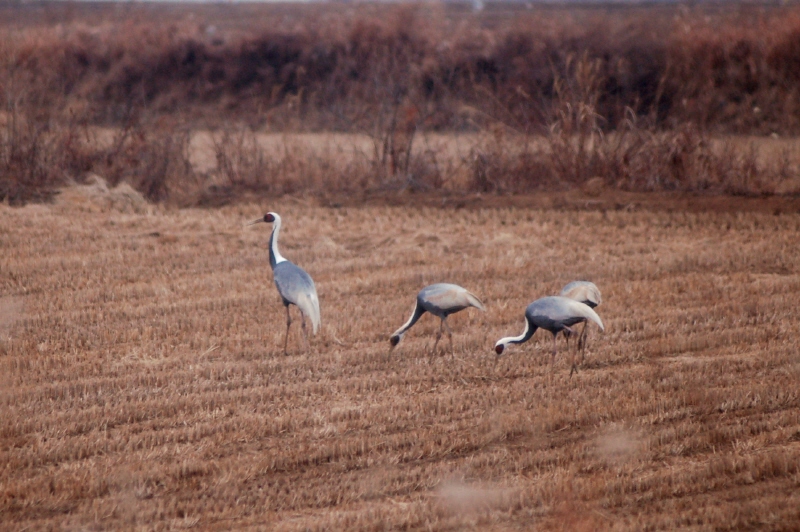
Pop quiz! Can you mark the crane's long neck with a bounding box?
[268,218,287,268]
[391,301,426,340]
[497,317,537,349]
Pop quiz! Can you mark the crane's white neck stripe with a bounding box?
[392,302,421,338]
[269,215,287,265]
[497,318,531,347]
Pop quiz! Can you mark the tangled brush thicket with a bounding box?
[2,2,800,203]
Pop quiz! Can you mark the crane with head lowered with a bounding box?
[494,295,603,376]
[390,283,485,354]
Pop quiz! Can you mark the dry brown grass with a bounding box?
[2,194,800,530]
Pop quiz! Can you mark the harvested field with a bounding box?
[2,191,800,530]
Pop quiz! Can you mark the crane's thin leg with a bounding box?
[300,312,310,352]
[569,341,578,378]
[442,318,454,355]
[578,321,588,364]
[283,305,292,355]
[432,324,443,354]
[563,326,579,378]
[545,332,558,384]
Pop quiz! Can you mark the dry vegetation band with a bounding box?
[3,2,800,204]
[4,2,800,133]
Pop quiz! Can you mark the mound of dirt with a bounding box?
[57,174,151,214]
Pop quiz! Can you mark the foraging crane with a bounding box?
[390,283,485,353]
[249,212,320,354]
[494,296,603,376]
[559,280,602,354]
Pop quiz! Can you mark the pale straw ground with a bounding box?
[1,185,799,530]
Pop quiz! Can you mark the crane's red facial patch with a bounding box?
[495,344,504,355]
[389,336,400,347]
[265,214,275,223]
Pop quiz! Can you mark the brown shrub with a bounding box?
[4,3,800,133]
[3,3,800,204]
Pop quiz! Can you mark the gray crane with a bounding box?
[390,283,485,353]
[494,296,603,376]
[249,212,320,354]
[559,280,602,355]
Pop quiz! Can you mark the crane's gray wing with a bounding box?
[564,299,603,330]
[528,296,604,331]
[419,283,486,314]
[560,281,602,308]
[273,261,321,334]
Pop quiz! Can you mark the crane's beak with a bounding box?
[248,218,265,226]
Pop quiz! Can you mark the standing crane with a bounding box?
[559,280,602,355]
[249,212,320,354]
[494,296,603,376]
[390,283,485,354]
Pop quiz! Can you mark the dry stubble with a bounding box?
[1,195,800,530]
